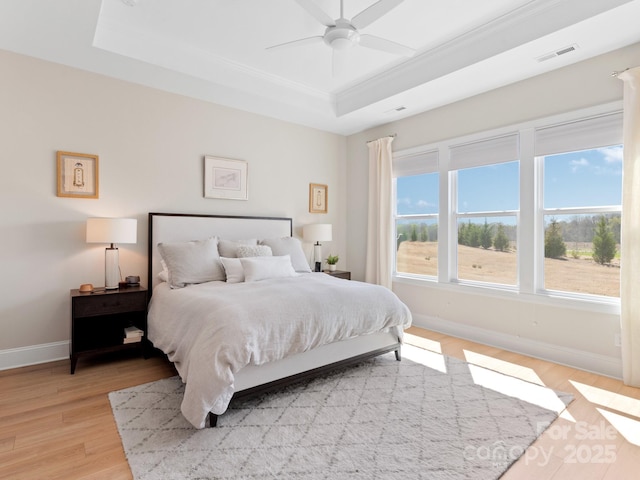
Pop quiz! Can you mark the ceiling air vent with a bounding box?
[384,106,407,114]
[536,44,579,63]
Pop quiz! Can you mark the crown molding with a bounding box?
[335,0,632,116]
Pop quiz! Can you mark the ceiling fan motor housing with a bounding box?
[324,19,360,50]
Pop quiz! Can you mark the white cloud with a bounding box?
[570,158,589,172]
[599,146,623,164]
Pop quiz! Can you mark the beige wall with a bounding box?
[3,41,640,375]
[346,42,640,377]
[0,49,347,365]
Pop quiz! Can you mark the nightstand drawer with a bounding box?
[73,291,147,317]
[324,270,351,280]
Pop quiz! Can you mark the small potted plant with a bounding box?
[325,254,339,272]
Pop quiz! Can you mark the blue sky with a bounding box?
[396,146,623,216]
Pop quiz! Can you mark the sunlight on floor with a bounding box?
[570,381,640,417]
[402,341,574,421]
[462,349,574,421]
[403,344,447,373]
[463,349,545,386]
[467,363,573,418]
[596,408,640,447]
[404,333,442,354]
[569,380,640,446]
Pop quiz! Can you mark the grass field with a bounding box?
[396,241,620,297]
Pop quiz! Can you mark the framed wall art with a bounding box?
[204,156,248,200]
[56,151,99,199]
[309,183,328,214]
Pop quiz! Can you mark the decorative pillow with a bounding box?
[237,244,272,258]
[220,257,244,283]
[259,237,311,273]
[218,239,258,258]
[158,269,169,283]
[157,258,169,282]
[157,237,224,288]
[240,255,297,282]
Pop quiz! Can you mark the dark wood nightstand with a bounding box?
[70,286,148,374]
[324,270,351,280]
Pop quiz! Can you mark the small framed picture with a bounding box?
[57,151,99,199]
[204,156,248,200]
[309,183,328,214]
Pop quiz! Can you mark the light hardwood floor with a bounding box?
[1,327,639,479]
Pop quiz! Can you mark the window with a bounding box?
[535,112,623,298]
[540,146,622,297]
[394,151,438,277]
[392,106,623,305]
[451,134,519,286]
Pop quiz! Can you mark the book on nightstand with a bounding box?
[123,326,144,344]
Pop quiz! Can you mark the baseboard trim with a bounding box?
[412,314,622,379]
[1,319,623,379]
[0,341,69,371]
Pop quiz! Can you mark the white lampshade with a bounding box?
[86,218,137,245]
[303,224,332,243]
[86,218,137,289]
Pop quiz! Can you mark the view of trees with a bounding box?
[458,220,514,252]
[591,216,617,264]
[543,214,619,264]
[397,214,620,265]
[397,222,438,247]
[545,219,566,259]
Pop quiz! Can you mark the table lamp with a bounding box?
[303,223,332,272]
[86,218,137,289]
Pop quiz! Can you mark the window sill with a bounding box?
[393,274,620,315]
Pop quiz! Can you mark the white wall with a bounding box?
[346,42,640,378]
[0,49,347,368]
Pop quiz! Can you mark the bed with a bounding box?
[147,212,412,428]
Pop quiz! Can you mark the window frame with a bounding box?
[393,149,440,280]
[534,151,622,299]
[392,101,623,311]
[452,160,520,288]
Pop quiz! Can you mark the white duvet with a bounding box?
[147,273,412,428]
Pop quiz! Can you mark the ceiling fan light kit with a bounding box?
[324,21,360,50]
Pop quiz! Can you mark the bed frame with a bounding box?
[148,212,401,427]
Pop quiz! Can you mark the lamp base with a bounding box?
[105,247,120,289]
[313,243,322,272]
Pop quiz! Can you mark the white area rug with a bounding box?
[109,346,572,479]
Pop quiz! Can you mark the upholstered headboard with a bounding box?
[148,213,293,291]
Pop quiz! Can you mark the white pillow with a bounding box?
[157,237,225,288]
[158,269,169,283]
[218,239,257,258]
[237,244,272,258]
[259,237,311,273]
[220,257,244,283]
[240,255,297,282]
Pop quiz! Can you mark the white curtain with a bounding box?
[619,66,640,386]
[365,136,394,288]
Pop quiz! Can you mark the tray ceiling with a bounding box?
[1,0,639,134]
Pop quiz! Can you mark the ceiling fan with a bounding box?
[267,0,415,76]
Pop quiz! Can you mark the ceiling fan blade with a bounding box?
[332,48,349,77]
[359,34,415,56]
[266,36,323,50]
[295,0,335,27]
[351,0,404,29]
